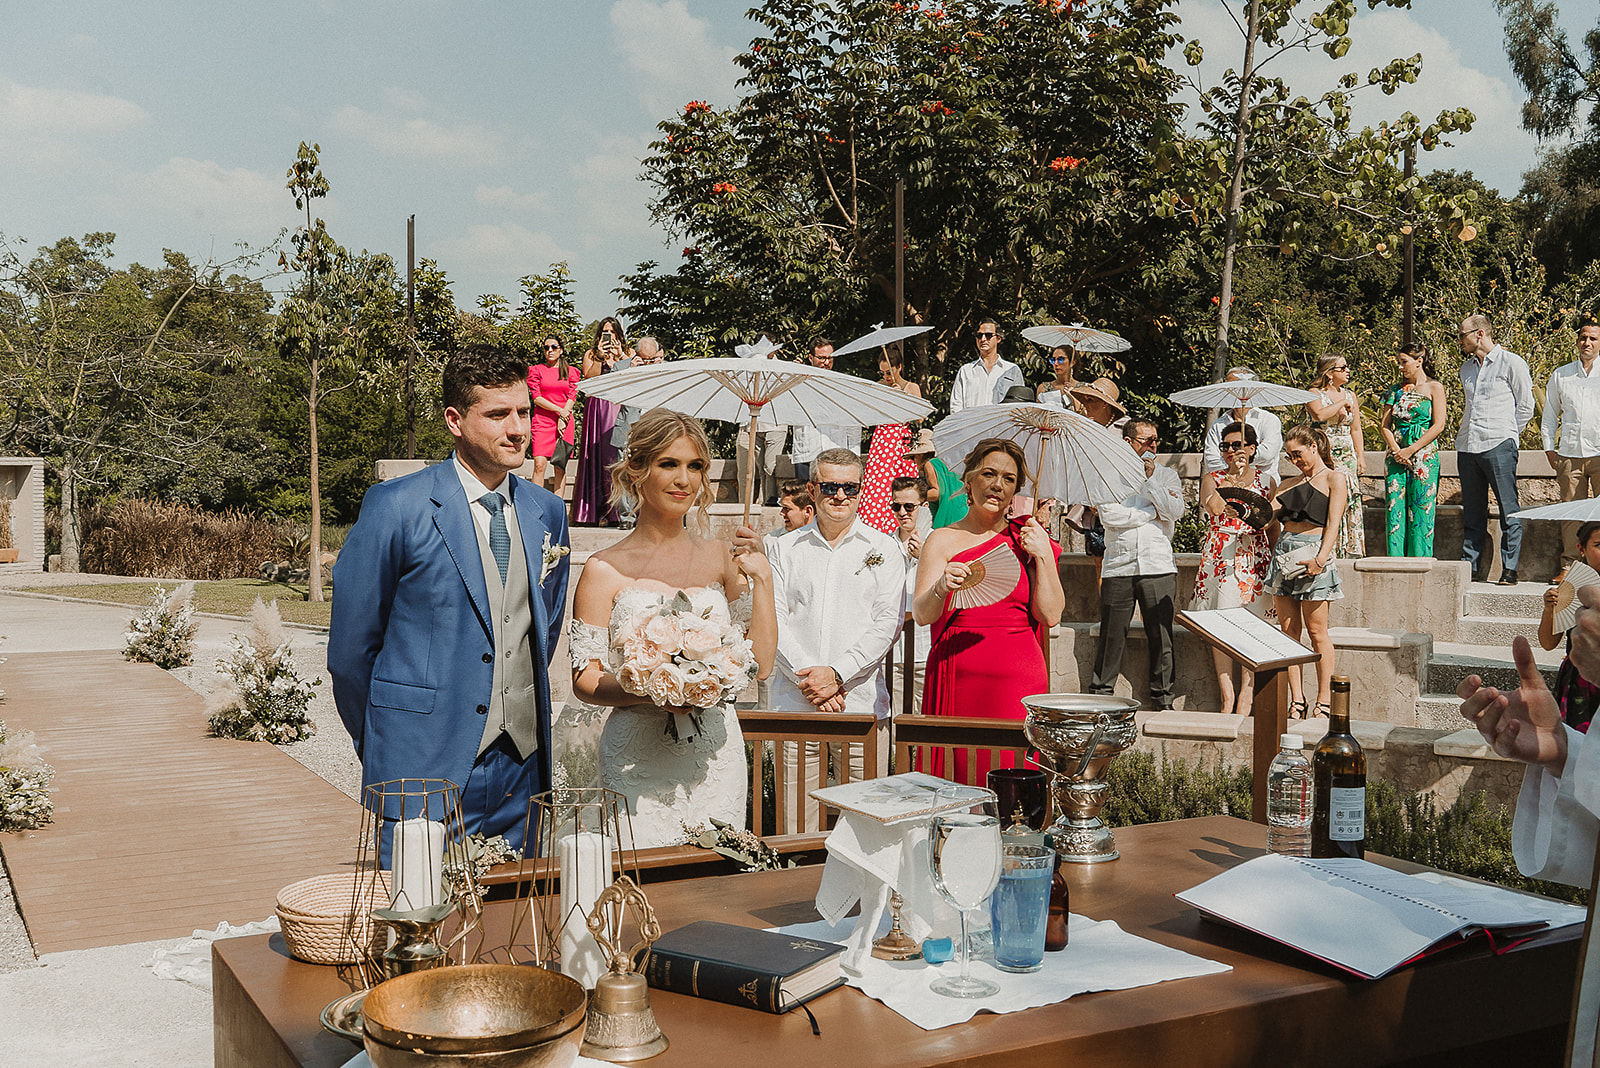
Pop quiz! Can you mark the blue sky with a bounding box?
[0,1,1582,323]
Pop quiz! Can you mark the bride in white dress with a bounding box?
[569,409,777,847]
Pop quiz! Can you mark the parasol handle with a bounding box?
[743,403,759,528]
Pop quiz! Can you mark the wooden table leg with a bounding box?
[1250,666,1289,824]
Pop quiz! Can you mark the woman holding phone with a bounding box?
[573,317,631,525]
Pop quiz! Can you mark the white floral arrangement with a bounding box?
[206,598,319,744]
[123,582,200,669]
[0,718,55,832]
[611,590,756,738]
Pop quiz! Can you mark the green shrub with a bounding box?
[1101,748,1253,826]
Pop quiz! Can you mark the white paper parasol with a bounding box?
[931,402,1145,508]
[946,540,1023,611]
[1515,497,1600,522]
[1554,561,1600,633]
[1020,324,1132,353]
[1169,381,1320,409]
[578,356,932,522]
[830,323,934,358]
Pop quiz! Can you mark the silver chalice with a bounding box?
[1020,693,1141,863]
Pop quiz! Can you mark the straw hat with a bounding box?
[1068,377,1126,417]
[906,428,937,456]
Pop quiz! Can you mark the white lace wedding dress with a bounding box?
[568,583,750,848]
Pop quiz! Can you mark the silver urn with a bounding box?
[1021,693,1141,863]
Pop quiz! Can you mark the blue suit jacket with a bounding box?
[327,458,570,804]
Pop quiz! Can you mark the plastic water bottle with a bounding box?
[1267,734,1313,856]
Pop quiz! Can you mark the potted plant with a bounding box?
[0,495,15,563]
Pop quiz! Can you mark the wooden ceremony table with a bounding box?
[214,816,1579,1068]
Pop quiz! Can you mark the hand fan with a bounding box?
[1553,561,1600,634]
[947,540,1023,610]
[1217,486,1272,531]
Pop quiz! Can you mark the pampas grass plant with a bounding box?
[206,598,318,743]
[122,582,200,668]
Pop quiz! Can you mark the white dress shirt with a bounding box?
[767,518,905,719]
[789,423,863,464]
[1542,359,1600,456]
[948,357,1024,413]
[1202,409,1283,487]
[1457,344,1534,453]
[1098,463,1184,578]
[452,455,511,541]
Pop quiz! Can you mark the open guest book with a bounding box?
[1175,853,1586,979]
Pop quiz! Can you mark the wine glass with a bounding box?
[927,785,1002,998]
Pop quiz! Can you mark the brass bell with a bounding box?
[578,876,668,1062]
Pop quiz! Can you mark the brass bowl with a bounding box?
[362,1029,586,1068]
[362,964,587,1056]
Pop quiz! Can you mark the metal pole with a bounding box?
[405,214,417,459]
[1402,147,1414,347]
[894,179,904,331]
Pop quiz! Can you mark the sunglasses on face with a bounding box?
[975,331,996,340]
[890,502,919,513]
[1048,356,1070,364]
[1220,441,1246,451]
[1135,437,1159,447]
[815,481,861,498]
[544,344,562,351]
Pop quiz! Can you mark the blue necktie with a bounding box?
[479,493,510,584]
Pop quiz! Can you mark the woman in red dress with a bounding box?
[913,437,1064,785]
[858,345,923,535]
[528,334,580,498]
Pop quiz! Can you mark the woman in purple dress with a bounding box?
[573,317,629,525]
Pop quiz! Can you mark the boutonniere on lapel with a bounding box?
[540,532,570,584]
[855,550,885,575]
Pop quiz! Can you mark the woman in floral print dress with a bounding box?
[1379,343,1447,557]
[1190,421,1274,715]
[1306,355,1366,557]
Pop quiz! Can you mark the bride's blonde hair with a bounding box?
[610,408,715,534]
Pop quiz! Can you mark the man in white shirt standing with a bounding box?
[1088,419,1185,710]
[1201,366,1285,489]
[768,447,904,830]
[1543,315,1600,561]
[948,318,1025,413]
[787,339,862,480]
[1458,313,1535,585]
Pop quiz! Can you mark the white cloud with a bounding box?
[609,0,742,114]
[103,157,284,239]
[0,80,148,133]
[330,105,503,166]
[1169,8,1538,197]
[434,223,571,280]
[475,184,550,212]
[569,134,657,242]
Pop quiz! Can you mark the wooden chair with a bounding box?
[892,714,1031,780]
[739,708,882,837]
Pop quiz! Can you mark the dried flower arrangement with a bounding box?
[122,582,200,668]
[681,816,794,872]
[206,598,319,743]
[0,641,55,831]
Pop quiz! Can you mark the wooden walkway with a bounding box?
[0,650,363,953]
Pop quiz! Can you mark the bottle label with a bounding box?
[1328,786,1365,841]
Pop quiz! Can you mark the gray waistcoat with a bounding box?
[472,501,540,758]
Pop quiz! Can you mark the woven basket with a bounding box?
[275,872,392,965]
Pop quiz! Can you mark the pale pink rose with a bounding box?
[644,664,688,707]
[679,617,723,660]
[704,640,754,684]
[617,662,650,696]
[643,613,685,654]
[683,675,725,708]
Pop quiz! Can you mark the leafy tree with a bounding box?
[620,0,1188,403]
[0,233,267,570]
[1162,0,1480,383]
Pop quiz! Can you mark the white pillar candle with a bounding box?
[391,817,446,911]
[557,831,612,988]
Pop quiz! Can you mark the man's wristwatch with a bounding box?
[828,666,843,692]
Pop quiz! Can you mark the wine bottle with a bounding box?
[1310,675,1366,859]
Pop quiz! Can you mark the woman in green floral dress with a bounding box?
[1306,355,1366,556]
[1379,343,1448,556]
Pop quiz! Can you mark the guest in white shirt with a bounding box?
[889,476,933,715]
[1457,313,1535,585]
[760,479,816,707]
[788,339,862,480]
[768,448,904,829]
[1201,367,1285,489]
[948,318,1025,413]
[1088,419,1185,710]
[1543,316,1600,561]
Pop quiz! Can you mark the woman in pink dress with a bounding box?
[528,334,580,498]
[913,437,1064,785]
[857,346,923,535]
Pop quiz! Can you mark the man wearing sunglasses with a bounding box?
[788,338,863,481]
[767,448,904,830]
[948,318,1025,413]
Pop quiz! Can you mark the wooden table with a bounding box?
[214,816,1579,1068]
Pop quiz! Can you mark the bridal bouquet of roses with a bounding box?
[611,591,757,738]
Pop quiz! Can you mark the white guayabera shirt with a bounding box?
[766,518,905,719]
[1542,358,1600,458]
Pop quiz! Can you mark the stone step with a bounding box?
[1463,585,1549,618]
[1414,693,1466,732]
[1454,614,1544,646]
[1425,641,1563,694]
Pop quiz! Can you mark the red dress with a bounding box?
[859,423,918,535]
[528,363,579,458]
[922,519,1061,785]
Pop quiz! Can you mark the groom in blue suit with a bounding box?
[329,343,570,852]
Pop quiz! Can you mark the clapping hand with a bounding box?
[1457,635,1568,774]
[906,530,923,560]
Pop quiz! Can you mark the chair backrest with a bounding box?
[892,714,1030,779]
[738,709,881,836]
